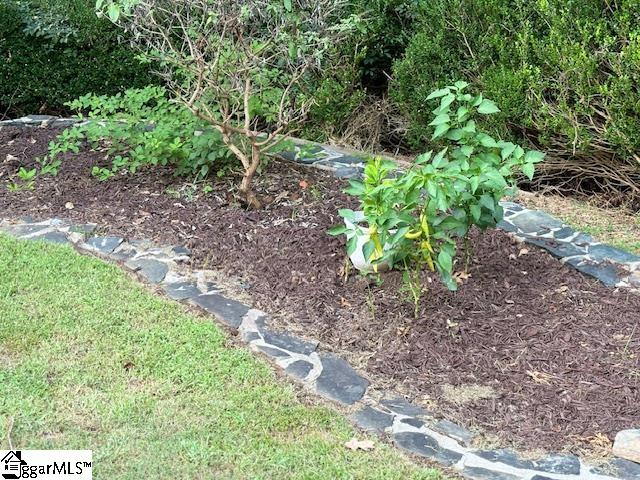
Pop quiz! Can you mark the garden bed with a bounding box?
[1,125,639,456]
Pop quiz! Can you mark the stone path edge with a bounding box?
[2,116,639,480]
[3,114,639,289]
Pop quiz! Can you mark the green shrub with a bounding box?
[43,86,235,181]
[0,0,157,118]
[391,0,640,201]
[331,83,543,292]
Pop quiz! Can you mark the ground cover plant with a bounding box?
[332,83,543,291]
[2,125,639,455]
[0,233,447,479]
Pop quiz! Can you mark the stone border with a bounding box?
[3,115,639,289]
[2,116,639,479]
[2,216,638,480]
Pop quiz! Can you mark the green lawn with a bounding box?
[0,234,444,479]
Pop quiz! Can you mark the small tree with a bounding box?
[98,0,354,208]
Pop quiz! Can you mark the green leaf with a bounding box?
[429,114,450,126]
[362,240,376,262]
[470,204,482,221]
[432,123,450,140]
[499,142,517,160]
[460,145,473,158]
[524,150,545,163]
[522,162,535,180]
[438,250,453,273]
[338,208,357,221]
[346,236,358,256]
[477,99,500,114]
[426,87,451,100]
[327,225,348,236]
[440,93,456,110]
[284,0,292,11]
[453,80,469,90]
[107,3,120,22]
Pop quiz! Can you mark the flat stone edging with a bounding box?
[1,216,638,480]
[2,116,640,480]
[3,115,639,289]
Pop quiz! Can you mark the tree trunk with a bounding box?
[239,143,262,209]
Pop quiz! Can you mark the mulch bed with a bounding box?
[2,126,639,455]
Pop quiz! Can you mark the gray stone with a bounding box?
[462,466,521,480]
[552,226,578,240]
[285,360,314,380]
[533,454,580,475]
[380,397,430,417]
[163,281,201,300]
[522,236,587,258]
[499,201,525,213]
[314,353,369,405]
[4,224,50,237]
[51,119,79,128]
[85,236,124,254]
[125,258,169,284]
[171,245,191,257]
[433,419,474,446]
[565,257,622,287]
[529,476,554,480]
[22,115,56,122]
[613,429,640,464]
[591,458,640,479]
[31,231,69,245]
[256,345,291,359]
[261,329,318,355]
[242,331,261,343]
[350,406,393,433]
[589,245,640,264]
[497,219,518,233]
[334,167,363,179]
[109,246,138,262]
[509,210,564,234]
[400,417,425,429]
[334,154,365,165]
[69,224,97,235]
[394,432,463,466]
[190,293,249,328]
[474,450,533,470]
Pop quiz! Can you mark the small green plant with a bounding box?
[44,86,235,182]
[400,268,423,319]
[331,82,544,291]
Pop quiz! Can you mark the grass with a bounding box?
[0,234,445,479]
[516,192,640,255]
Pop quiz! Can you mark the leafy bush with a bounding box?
[44,86,234,180]
[391,0,640,203]
[0,0,157,118]
[331,83,543,291]
[102,0,356,208]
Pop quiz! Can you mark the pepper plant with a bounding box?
[331,82,545,290]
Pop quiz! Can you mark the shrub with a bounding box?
[44,86,234,181]
[101,0,356,208]
[0,0,157,118]
[391,0,640,205]
[331,83,543,291]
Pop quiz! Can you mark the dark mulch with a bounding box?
[2,126,639,455]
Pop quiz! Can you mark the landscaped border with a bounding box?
[2,115,639,480]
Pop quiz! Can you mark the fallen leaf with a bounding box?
[5,154,18,162]
[555,285,569,293]
[344,437,375,451]
[299,179,309,190]
[64,202,74,210]
[518,248,530,256]
[453,271,471,284]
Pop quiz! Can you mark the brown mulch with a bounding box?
[1,126,639,455]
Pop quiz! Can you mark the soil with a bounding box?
[2,126,639,456]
